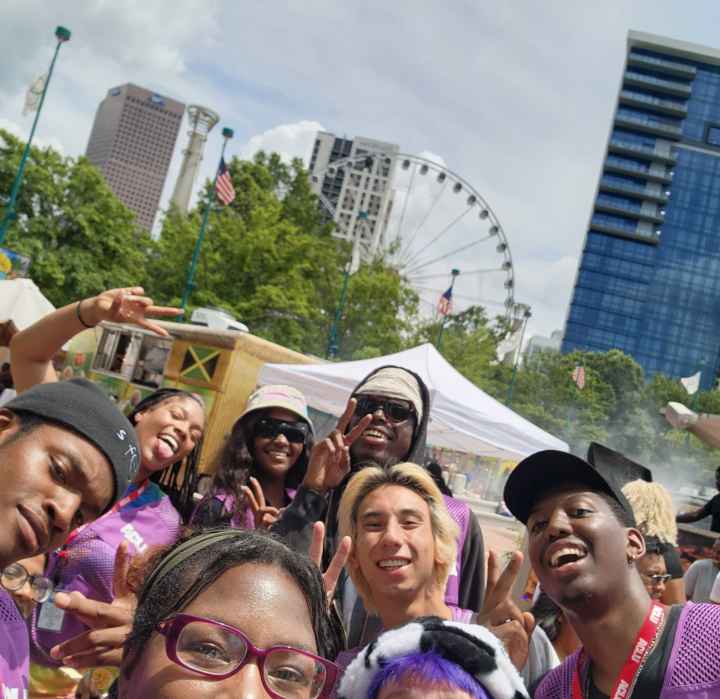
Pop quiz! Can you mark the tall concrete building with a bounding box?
[563,31,720,389]
[308,132,399,260]
[86,84,185,231]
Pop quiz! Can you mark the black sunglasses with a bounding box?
[254,417,308,444]
[354,396,416,424]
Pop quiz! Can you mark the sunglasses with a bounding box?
[641,573,671,585]
[1,562,54,603]
[254,417,309,445]
[157,613,338,698]
[354,396,416,424]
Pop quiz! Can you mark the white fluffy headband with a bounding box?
[337,616,529,699]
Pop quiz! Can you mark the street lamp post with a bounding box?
[179,127,234,312]
[506,303,532,407]
[0,26,71,245]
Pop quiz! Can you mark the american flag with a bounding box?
[437,286,453,317]
[571,365,586,390]
[215,158,236,206]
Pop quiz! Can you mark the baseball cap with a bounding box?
[236,385,314,432]
[6,379,140,509]
[503,449,636,526]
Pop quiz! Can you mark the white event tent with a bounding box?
[0,278,55,339]
[259,342,568,460]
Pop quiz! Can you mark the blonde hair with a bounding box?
[337,462,459,614]
[621,480,678,545]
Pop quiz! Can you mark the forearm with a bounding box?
[270,485,328,553]
[10,298,97,392]
[676,510,703,524]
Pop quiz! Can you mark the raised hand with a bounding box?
[303,398,373,493]
[49,542,137,668]
[309,521,351,604]
[476,550,534,670]
[242,477,282,530]
[82,287,181,337]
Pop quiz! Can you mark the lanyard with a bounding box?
[58,480,150,557]
[572,602,665,699]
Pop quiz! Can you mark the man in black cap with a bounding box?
[0,379,138,694]
[503,450,720,698]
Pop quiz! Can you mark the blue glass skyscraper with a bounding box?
[563,31,720,389]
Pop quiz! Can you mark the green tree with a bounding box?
[148,152,420,358]
[0,129,152,306]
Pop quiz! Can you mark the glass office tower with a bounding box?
[563,31,720,389]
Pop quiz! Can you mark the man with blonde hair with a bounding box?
[337,462,558,688]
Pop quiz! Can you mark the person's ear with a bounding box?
[0,409,18,437]
[626,528,645,564]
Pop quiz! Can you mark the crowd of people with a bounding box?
[1,286,720,698]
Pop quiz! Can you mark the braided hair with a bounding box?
[127,388,205,522]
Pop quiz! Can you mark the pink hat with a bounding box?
[236,384,314,433]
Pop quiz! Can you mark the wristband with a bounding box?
[76,300,95,328]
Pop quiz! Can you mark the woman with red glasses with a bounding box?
[116,528,341,698]
[193,385,314,530]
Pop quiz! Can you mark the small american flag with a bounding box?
[215,158,236,206]
[437,286,453,317]
[571,365,586,390]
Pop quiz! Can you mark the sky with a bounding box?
[3,1,720,341]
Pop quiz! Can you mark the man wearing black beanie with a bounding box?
[0,378,138,694]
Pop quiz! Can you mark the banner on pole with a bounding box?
[22,74,47,116]
[680,371,701,395]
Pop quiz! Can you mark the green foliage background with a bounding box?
[2,129,718,480]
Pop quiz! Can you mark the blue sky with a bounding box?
[3,1,720,339]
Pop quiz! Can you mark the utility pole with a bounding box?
[0,26,71,245]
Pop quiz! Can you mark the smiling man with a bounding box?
[0,379,138,696]
[273,366,486,648]
[503,450,720,698]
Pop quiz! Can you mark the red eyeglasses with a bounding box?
[156,613,338,699]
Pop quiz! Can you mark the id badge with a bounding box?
[37,598,65,632]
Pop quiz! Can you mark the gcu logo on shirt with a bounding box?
[121,523,148,553]
[650,605,663,625]
[631,637,649,663]
[615,679,630,698]
[2,685,29,698]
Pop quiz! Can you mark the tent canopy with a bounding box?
[0,279,55,345]
[259,343,568,460]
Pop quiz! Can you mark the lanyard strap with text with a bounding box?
[571,602,665,699]
[59,481,150,557]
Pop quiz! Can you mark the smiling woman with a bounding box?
[192,384,314,530]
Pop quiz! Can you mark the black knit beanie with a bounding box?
[6,379,140,509]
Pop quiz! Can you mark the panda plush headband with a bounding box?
[337,616,528,699]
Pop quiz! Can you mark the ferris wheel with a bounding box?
[310,152,517,323]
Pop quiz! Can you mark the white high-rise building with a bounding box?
[308,132,399,261]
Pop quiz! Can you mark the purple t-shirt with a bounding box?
[31,481,181,665]
[0,589,29,696]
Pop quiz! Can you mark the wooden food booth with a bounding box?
[61,320,319,471]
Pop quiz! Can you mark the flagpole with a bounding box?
[179,127,233,312]
[0,26,71,246]
[436,268,460,351]
[506,304,531,407]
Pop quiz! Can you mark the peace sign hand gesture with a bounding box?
[309,521,351,605]
[302,399,372,494]
[81,287,181,337]
[49,542,137,668]
[242,477,283,530]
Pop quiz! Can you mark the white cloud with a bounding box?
[3,0,720,337]
[239,120,324,164]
